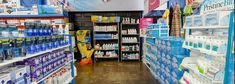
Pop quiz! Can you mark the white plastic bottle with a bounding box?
[64,24,69,34]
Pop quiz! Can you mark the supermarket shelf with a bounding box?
[95,38,118,40]
[33,60,73,84]
[121,51,139,53]
[94,22,119,24]
[183,47,225,56]
[183,26,229,29]
[0,14,64,18]
[0,34,71,39]
[182,64,214,81]
[122,34,139,36]
[95,56,118,58]
[95,49,118,51]
[122,42,139,44]
[0,45,70,67]
[122,59,139,61]
[94,31,118,33]
[122,23,140,25]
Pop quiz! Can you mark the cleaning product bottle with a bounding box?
[52,23,57,35]
[136,45,139,51]
[58,24,63,35]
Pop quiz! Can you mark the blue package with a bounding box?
[41,44,46,51]
[20,0,38,8]
[12,48,20,58]
[26,45,35,54]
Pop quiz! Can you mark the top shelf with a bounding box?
[183,26,229,29]
[122,23,140,25]
[0,14,65,18]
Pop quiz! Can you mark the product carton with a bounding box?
[0,72,13,84]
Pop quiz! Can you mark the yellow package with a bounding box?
[110,16,115,22]
[91,15,98,22]
[102,17,108,22]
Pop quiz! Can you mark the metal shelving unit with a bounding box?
[120,23,141,61]
[93,22,120,61]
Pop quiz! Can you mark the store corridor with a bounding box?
[74,61,160,84]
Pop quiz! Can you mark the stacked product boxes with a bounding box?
[154,37,189,84]
[145,25,190,84]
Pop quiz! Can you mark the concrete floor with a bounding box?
[74,61,160,84]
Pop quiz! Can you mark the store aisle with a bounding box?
[74,61,160,84]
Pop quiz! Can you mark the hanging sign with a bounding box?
[149,0,160,12]
[140,18,153,29]
[140,18,153,37]
[200,0,234,13]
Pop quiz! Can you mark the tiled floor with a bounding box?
[74,61,160,84]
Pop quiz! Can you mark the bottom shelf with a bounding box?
[122,59,140,61]
[143,58,151,70]
[33,60,73,84]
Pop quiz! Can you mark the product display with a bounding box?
[121,45,139,51]
[147,24,169,38]
[93,22,119,61]
[1,1,234,84]
[16,49,73,82]
[0,18,74,84]
[44,66,73,84]
[120,19,141,61]
[122,37,138,43]
[0,65,31,84]
[0,35,69,63]
[95,44,119,50]
[122,53,139,60]
[94,34,118,39]
[94,25,117,32]
[179,11,233,84]
[146,37,189,84]
[122,17,139,24]
[122,29,138,35]
[91,16,120,22]
[94,51,118,58]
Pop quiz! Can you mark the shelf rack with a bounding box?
[0,45,70,67]
[120,23,141,61]
[93,22,120,61]
[0,35,75,84]
[181,11,234,84]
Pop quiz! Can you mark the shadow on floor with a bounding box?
[74,61,160,84]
